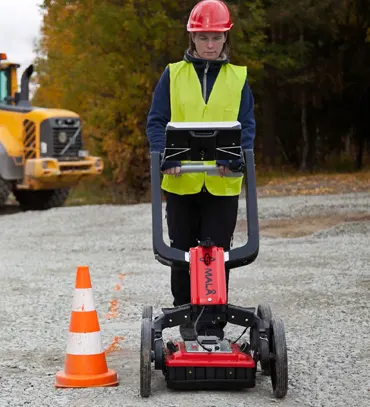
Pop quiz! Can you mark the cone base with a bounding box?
[55,369,119,388]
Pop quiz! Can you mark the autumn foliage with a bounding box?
[33,0,370,203]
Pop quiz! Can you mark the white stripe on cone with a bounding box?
[72,288,96,312]
[66,332,104,355]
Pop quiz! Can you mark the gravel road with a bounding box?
[0,192,369,407]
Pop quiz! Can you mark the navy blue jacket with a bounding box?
[146,50,256,169]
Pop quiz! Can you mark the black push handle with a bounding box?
[151,152,188,267]
[150,149,259,269]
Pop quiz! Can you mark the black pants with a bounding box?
[165,189,239,307]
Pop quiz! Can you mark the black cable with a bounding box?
[232,326,248,344]
[194,307,213,352]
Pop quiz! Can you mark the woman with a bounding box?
[146,0,256,340]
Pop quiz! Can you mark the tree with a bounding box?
[33,0,370,202]
[34,0,269,200]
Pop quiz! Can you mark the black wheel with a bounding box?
[140,318,152,397]
[269,317,288,399]
[0,177,10,207]
[259,335,270,376]
[249,322,259,357]
[257,304,273,376]
[142,305,153,320]
[13,188,70,211]
[142,305,155,350]
[154,338,165,371]
[257,303,273,321]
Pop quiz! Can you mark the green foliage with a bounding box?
[230,0,267,81]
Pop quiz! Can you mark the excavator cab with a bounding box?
[0,53,24,106]
[0,67,8,103]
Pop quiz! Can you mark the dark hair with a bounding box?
[188,32,230,57]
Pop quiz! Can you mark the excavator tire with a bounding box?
[0,177,10,207]
[13,188,70,211]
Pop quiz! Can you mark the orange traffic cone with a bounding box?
[55,266,119,388]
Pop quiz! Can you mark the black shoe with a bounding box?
[204,326,225,340]
[180,322,225,341]
[179,322,195,340]
[197,323,225,340]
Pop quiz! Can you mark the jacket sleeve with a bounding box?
[238,78,256,150]
[216,78,256,170]
[146,67,180,170]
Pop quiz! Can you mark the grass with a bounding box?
[66,178,115,206]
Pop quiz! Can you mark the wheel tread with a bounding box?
[257,303,273,375]
[270,317,288,398]
[140,318,152,397]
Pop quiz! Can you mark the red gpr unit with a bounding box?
[140,122,288,398]
[164,245,256,390]
[190,245,227,306]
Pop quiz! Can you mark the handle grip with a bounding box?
[180,163,243,177]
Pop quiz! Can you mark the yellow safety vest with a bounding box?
[162,60,247,196]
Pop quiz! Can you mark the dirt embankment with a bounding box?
[237,213,370,238]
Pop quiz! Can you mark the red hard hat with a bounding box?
[187,0,233,32]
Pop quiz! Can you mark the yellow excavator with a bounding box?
[0,52,103,210]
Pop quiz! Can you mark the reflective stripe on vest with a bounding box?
[162,60,247,196]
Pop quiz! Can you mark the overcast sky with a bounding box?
[0,0,44,72]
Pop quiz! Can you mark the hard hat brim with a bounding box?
[187,24,233,32]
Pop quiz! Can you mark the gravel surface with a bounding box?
[0,192,369,407]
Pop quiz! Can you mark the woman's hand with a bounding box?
[218,165,231,177]
[162,166,181,176]
[162,165,231,177]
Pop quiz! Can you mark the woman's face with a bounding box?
[192,32,226,60]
